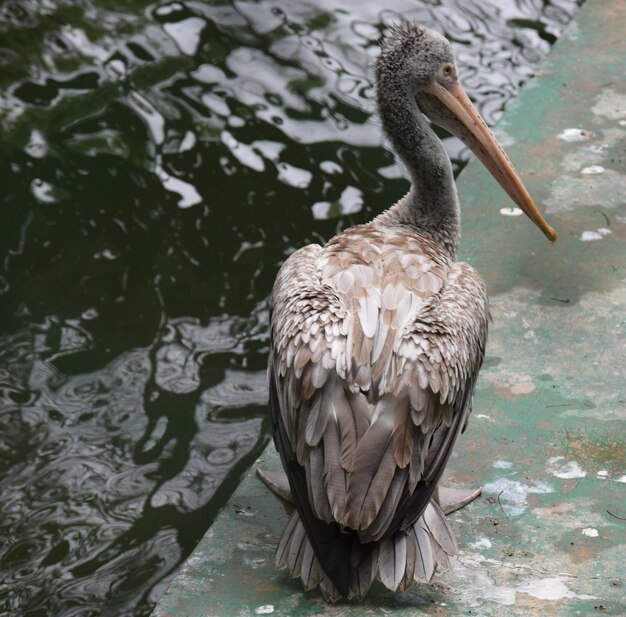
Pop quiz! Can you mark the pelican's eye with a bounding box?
[442,63,454,78]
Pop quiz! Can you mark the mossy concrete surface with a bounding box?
[153,0,626,614]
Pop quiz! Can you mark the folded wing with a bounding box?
[269,225,489,598]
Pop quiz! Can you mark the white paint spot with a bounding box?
[484,478,553,516]
[581,228,611,241]
[277,163,312,189]
[615,475,626,483]
[546,167,626,214]
[581,165,605,175]
[163,17,206,56]
[254,606,275,615]
[596,470,608,478]
[547,456,586,479]
[581,231,602,241]
[475,414,490,419]
[620,120,626,126]
[591,88,626,120]
[583,143,608,155]
[499,207,523,216]
[245,557,266,569]
[470,537,492,549]
[557,128,592,142]
[582,527,599,537]
[446,560,516,606]
[493,460,513,469]
[517,576,596,600]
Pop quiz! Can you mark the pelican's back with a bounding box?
[269,222,488,600]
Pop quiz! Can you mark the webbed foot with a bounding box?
[257,468,481,515]
[437,486,482,515]
[256,468,293,503]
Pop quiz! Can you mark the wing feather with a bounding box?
[269,229,489,598]
[344,398,397,529]
[348,390,373,441]
[324,377,359,472]
[304,393,329,447]
[322,413,346,521]
[357,467,408,543]
[392,397,414,468]
[306,446,333,522]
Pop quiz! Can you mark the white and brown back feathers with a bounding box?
[269,219,489,600]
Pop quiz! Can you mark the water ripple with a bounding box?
[0,0,582,615]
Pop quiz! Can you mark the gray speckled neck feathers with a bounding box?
[374,24,461,259]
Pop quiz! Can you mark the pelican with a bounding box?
[262,22,556,601]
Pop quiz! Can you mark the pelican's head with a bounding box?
[376,23,557,242]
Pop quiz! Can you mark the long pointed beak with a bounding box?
[423,80,557,242]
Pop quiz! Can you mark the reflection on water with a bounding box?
[0,0,581,614]
[0,316,267,615]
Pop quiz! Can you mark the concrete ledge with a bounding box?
[154,0,626,614]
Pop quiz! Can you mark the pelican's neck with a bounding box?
[376,80,461,259]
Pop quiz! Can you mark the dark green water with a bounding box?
[0,1,582,615]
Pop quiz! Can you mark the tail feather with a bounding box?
[400,531,417,591]
[275,498,458,600]
[287,519,307,576]
[432,541,455,571]
[378,533,407,591]
[350,544,379,600]
[423,499,459,557]
[319,575,343,602]
[411,520,436,582]
[275,511,299,570]
[301,541,323,591]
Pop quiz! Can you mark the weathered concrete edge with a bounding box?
[153,0,626,614]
